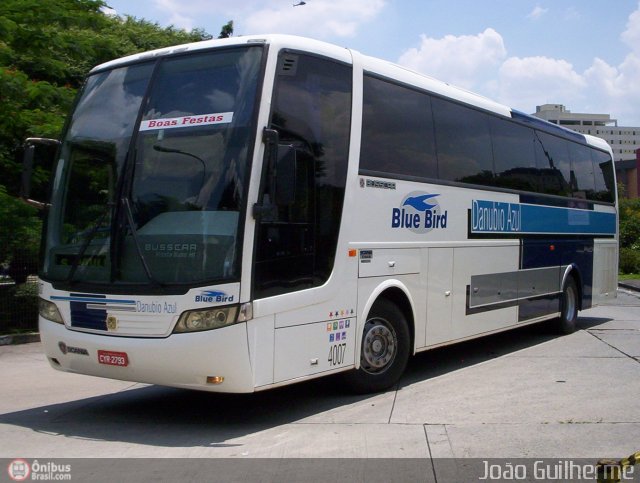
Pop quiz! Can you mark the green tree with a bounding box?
[0,185,41,281]
[0,0,213,274]
[0,67,75,192]
[619,197,640,250]
[218,20,234,39]
[618,196,640,275]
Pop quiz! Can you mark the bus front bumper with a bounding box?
[39,318,255,393]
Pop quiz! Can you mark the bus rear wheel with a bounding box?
[344,299,410,393]
[557,277,579,334]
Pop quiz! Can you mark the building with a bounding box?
[533,104,640,198]
[616,150,639,199]
[533,104,640,162]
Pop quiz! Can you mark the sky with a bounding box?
[103,0,640,126]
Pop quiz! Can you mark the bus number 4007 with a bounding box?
[328,343,346,366]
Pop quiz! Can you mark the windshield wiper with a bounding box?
[66,202,114,284]
[121,197,163,289]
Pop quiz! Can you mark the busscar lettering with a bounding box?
[144,243,197,252]
[144,243,197,259]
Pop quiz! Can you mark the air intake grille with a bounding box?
[278,55,299,76]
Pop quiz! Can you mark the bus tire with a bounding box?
[344,299,410,393]
[557,277,579,334]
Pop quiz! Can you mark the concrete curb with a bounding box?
[619,281,640,292]
[0,332,40,346]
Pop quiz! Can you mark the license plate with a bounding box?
[97,350,129,367]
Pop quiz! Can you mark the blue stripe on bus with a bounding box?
[521,204,615,235]
[51,295,136,305]
[470,199,616,236]
[510,110,586,142]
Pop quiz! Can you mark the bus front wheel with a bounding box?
[344,299,410,393]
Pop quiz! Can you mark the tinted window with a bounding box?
[43,62,154,282]
[534,131,572,197]
[568,142,595,199]
[127,48,263,285]
[360,76,437,178]
[432,98,494,185]
[591,150,615,203]
[255,53,352,298]
[491,118,542,192]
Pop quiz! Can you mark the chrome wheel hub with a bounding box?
[361,318,397,374]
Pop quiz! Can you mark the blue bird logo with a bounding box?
[201,291,227,298]
[402,194,439,211]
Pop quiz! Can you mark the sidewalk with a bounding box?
[0,332,39,346]
[619,278,640,292]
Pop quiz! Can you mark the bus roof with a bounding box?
[92,34,590,146]
[90,34,353,73]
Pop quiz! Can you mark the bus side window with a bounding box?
[432,97,494,186]
[591,149,614,203]
[534,131,573,197]
[568,142,596,200]
[491,119,543,193]
[359,75,437,179]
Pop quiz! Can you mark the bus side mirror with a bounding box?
[254,129,297,220]
[274,144,296,206]
[20,137,60,210]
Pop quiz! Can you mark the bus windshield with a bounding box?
[43,46,263,288]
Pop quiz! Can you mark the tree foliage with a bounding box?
[0,0,212,270]
[619,197,640,250]
[619,197,640,274]
[218,21,234,39]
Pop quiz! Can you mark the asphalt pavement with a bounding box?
[0,289,638,481]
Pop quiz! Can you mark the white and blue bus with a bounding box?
[25,35,618,393]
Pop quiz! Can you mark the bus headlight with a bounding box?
[39,298,64,324]
[174,306,239,333]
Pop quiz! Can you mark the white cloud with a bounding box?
[151,0,385,38]
[243,0,386,38]
[153,0,202,30]
[580,2,640,122]
[398,28,507,89]
[147,0,640,125]
[527,5,549,20]
[621,1,640,52]
[396,2,640,125]
[496,56,586,109]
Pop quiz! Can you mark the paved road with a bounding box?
[0,290,638,479]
